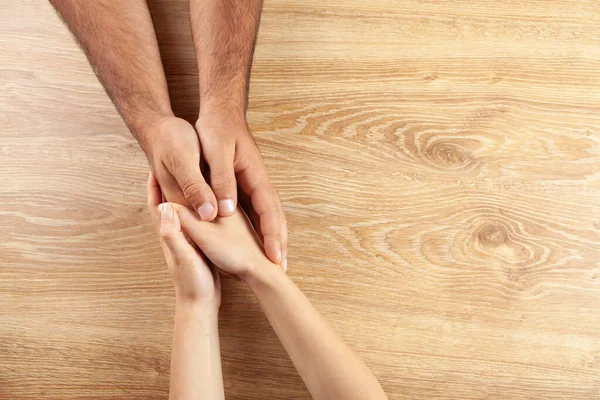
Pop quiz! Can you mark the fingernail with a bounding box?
[160,203,173,221]
[197,202,214,220]
[276,249,282,264]
[218,199,235,215]
[282,258,288,272]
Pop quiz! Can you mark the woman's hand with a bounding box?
[167,202,285,281]
[147,172,220,310]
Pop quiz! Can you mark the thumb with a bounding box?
[158,203,199,267]
[169,203,217,254]
[167,158,217,221]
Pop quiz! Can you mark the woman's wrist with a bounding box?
[175,298,219,322]
[243,259,284,293]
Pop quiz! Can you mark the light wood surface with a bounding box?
[1,0,600,398]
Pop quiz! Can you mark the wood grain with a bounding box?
[1,0,600,398]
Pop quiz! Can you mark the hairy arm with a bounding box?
[190,0,263,115]
[49,0,171,146]
[51,0,220,219]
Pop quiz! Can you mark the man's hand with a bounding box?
[143,116,218,221]
[196,114,288,268]
[188,0,287,267]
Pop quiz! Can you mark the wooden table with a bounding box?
[1,0,599,398]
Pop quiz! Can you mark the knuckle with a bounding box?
[253,193,277,216]
[213,174,237,191]
[262,209,281,235]
[181,181,208,203]
[159,229,174,242]
[235,147,262,171]
[173,255,198,272]
[201,142,219,158]
[203,139,234,160]
[163,150,198,176]
[269,203,281,219]
[248,158,267,177]
[164,157,184,177]
[264,190,281,215]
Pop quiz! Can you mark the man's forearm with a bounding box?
[189,0,263,117]
[246,266,388,400]
[50,0,173,147]
[170,302,224,400]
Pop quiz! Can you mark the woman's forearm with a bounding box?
[169,302,224,400]
[245,265,388,400]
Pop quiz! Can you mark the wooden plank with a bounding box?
[1,0,599,398]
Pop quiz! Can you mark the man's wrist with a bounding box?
[199,101,246,124]
[128,112,176,152]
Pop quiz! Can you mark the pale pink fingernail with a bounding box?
[197,202,214,220]
[218,199,235,215]
[282,258,288,272]
[160,203,173,221]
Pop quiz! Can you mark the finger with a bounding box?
[158,203,199,267]
[237,164,283,265]
[268,189,287,268]
[206,151,237,217]
[152,167,186,206]
[263,233,281,266]
[147,172,162,229]
[239,191,287,273]
[212,169,238,217]
[239,192,290,275]
[239,191,263,239]
[253,188,283,264]
[279,199,289,272]
[167,158,218,221]
[169,203,215,249]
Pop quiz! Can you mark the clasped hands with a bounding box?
[143,114,287,271]
[147,172,279,311]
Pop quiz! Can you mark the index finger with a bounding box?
[238,170,283,264]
